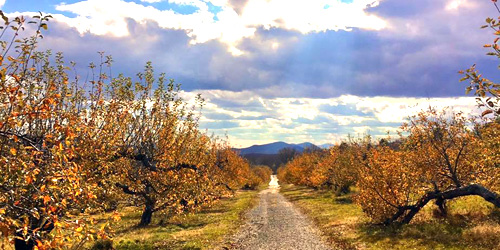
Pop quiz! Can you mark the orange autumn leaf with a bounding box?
[43,196,51,205]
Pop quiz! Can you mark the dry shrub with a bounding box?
[463,223,500,249]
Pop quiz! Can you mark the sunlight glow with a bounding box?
[445,0,475,11]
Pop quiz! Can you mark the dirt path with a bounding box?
[229,176,331,250]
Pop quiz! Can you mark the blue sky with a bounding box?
[3,0,497,147]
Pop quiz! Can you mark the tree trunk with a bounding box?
[387,184,500,225]
[434,197,448,217]
[13,218,54,250]
[139,201,154,226]
[14,234,34,250]
[336,184,350,196]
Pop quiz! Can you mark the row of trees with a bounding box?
[277,142,359,195]
[279,108,499,225]
[0,13,271,250]
[359,109,499,224]
[279,2,500,226]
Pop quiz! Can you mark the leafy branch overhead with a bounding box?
[459,1,500,118]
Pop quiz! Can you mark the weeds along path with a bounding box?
[229,176,331,250]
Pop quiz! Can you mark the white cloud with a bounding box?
[187,90,481,147]
[0,0,5,9]
[55,0,209,37]
[347,95,478,123]
[241,0,386,33]
[51,0,386,55]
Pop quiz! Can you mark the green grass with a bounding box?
[91,189,261,250]
[280,184,500,250]
[0,189,261,250]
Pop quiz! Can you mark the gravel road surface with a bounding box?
[229,176,331,250]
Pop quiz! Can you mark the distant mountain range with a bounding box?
[235,141,323,155]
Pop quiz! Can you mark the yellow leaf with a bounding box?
[10,148,16,156]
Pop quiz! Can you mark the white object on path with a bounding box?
[269,175,279,189]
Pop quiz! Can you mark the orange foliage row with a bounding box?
[278,142,361,195]
[356,109,500,224]
[279,108,499,225]
[0,14,271,249]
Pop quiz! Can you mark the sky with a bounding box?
[3,0,499,147]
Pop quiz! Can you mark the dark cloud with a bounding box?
[30,0,500,100]
[368,0,437,17]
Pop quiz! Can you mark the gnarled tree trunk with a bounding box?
[385,184,500,225]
